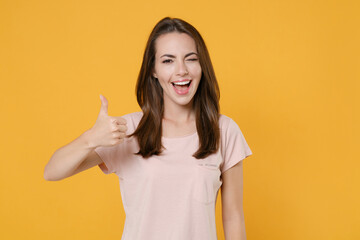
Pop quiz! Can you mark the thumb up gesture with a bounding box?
[88,94,128,148]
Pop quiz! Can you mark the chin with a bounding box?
[176,98,194,106]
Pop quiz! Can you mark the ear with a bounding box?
[152,71,158,79]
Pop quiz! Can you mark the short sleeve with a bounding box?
[93,111,143,175]
[221,117,253,174]
[94,145,118,175]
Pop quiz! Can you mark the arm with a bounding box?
[43,95,127,181]
[221,161,246,240]
[43,129,102,181]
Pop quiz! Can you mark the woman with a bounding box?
[44,17,252,240]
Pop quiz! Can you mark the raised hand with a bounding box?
[87,94,128,148]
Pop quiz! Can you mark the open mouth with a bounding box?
[171,80,192,90]
[171,80,192,95]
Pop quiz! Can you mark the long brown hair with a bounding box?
[127,17,220,159]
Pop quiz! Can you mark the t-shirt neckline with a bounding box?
[161,131,197,140]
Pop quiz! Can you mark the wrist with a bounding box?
[81,129,98,149]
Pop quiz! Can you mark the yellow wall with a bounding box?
[1,0,359,239]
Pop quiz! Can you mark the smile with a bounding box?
[171,80,192,95]
[171,80,191,87]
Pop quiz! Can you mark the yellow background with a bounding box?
[0,0,359,239]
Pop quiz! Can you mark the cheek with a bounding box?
[193,68,202,79]
[157,73,172,87]
[189,64,202,77]
[157,67,174,80]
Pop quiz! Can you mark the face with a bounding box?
[152,32,202,108]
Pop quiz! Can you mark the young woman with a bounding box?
[44,17,252,240]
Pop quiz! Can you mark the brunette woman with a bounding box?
[44,17,252,240]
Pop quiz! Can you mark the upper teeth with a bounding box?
[173,81,190,85]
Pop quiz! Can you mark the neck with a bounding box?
[163,99,195,123]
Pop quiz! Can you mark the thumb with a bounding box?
[113,116,127,125]
[99,94,108,116]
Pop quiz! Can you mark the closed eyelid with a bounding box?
[160,52,198,59]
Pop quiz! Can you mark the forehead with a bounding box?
[155,32,197,56]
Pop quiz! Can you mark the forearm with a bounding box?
[223,215,246,240]
[44,129,95,181]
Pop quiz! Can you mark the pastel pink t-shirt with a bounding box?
[94,111,252,240]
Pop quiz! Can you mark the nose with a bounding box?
[176,60,189,76]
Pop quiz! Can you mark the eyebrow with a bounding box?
[160,52,198,58]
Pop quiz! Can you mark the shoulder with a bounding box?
[121,111,143,134]
[122,111,143,121]
[218,114,253,162]
[219,114,236,132]
[219,114,245,143]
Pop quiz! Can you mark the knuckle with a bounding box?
[109,117,116,124]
